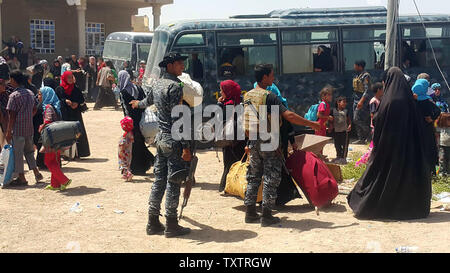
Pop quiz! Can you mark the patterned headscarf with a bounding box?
[120,116,134,136]
[41,86,62,116]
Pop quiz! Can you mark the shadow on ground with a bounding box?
[60,186,105,196]
[77,158,109,163]
[130,177,153,183]
[278,217,359,232]
[194,182,220,192]
[179,216,258,245]
[61,167,91,173]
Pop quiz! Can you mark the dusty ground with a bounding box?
[0,103,449,253]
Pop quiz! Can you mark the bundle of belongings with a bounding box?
[224,130,340,208]
[140,105,159,145]
[139,73,203,145]
[40,121,82,151]
[225,153,263,202]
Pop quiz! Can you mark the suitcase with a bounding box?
[41,121,82,150]
[286,150,338,208]
[225,153,263,202]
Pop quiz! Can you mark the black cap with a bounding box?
[158,52,188,68]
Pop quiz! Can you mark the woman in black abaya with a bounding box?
[118,70,154,175]
[347,67,431,220]
[55,71,91,158]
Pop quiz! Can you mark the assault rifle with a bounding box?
[179,141,198,220]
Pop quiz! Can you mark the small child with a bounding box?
[331,96,351,164]
[119,116,134,182]
[369,82,384,134]
[316,86,334,137]
[437,115,450,175]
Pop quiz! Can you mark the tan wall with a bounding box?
[2,0,138,61]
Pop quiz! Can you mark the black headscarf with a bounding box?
[347,67,432,220]
[50,59,61,78]
[43,77,58,90]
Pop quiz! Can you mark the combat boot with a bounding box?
[146,215,165,235]
[245,205,261,223]
[164,216,191,238]
[261,206,281,227]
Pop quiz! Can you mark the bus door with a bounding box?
[171,32,209,85]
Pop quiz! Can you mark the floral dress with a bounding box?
[118,131,134,180]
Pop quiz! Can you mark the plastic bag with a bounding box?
[0,145,15,188]
[140,106,159,144]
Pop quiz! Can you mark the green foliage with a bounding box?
[432,175,450,196]
[341,151,366,180]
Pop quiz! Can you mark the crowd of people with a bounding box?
[0,43,447,238]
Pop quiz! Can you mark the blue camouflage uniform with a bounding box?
[139,72,190,218]
[352,71,372,142]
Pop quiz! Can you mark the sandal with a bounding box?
[60,179,72,191]
[44,185,59,191]
[35,173,44,183]
[8,178,28,187]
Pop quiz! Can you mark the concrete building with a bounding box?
[132,15,150,32]
[0,0,172,62]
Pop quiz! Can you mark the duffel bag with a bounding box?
[41,121,82,150]
[225,153,263,202]
[140,105,159,144]
[286,150,338,208]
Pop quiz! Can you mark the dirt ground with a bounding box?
[0,103,449,253]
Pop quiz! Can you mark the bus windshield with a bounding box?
[144,31,170,84]
[103,40,132,60]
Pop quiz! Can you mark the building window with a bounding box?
[30,19,55,54]
[86,23,105,56]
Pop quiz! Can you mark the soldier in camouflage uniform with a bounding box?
[243,64,320,227]
[131,52,192,238]
[352,60,372,145]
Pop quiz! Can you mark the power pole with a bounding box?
[385,0,400,70]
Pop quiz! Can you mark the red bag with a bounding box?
[286,150,338,208]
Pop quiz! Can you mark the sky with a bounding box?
[138,0,450,30]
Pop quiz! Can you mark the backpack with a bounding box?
[305,101,325,121]
[353,72,371,93]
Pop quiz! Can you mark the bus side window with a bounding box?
[281,29,337,74]
[182,53,205,81]
[401,25,450,69]
[217,32,278,78]
[342,28,386,71]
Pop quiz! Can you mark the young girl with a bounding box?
[119,116,134,182]
[39,87,72,191]
[331,96,351,164]
[437,115,450,175]
[355,83,383,167]
[369,82,384,134]
[316,86,334,137]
